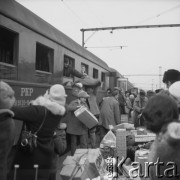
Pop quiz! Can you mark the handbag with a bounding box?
[20,108,47,153]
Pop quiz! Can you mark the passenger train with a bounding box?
[0,0,134,106]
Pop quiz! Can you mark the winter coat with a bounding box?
[87,94,100,116]
[10,96,66,180]
[66,99,88,135]
[0,109,15,180]
[99,96,121,129]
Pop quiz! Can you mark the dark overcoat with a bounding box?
[99,96,121,129]
[66,99,88,135]
[10,97,66,180]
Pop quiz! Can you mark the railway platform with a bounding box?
[55,114,129,180]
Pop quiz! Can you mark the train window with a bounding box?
[81,63,88,75]
[93,68,98,79]
[0,26,18,65]
[101,72,105,82]
[36,43,54,72]
[63,55,75,78]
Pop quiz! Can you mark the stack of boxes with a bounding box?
[116,129,127,159]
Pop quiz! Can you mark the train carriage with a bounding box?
[0,0,134,105]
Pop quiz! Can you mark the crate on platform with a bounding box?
[74,106,98,129]
[131,130,156,143]
[116,129,127,159]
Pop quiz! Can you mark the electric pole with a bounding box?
[80,24,180,47]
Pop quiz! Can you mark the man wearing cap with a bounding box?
[66,90,89,155]
[71,82,83,98]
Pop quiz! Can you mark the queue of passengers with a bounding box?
[1,69,180,180]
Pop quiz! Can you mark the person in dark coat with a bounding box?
[99,90,121,140]
[85,86,100,148]
[10,84,67,180]
[66,90,89,156]
[0,81,16,180]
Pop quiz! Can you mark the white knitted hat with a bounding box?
[49,84,67,105]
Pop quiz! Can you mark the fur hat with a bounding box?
[48,84,67,106]
[169,81,180,102]
[0,81,15,109]
[78,90,89,98]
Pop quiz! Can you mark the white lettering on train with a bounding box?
[20,88,34,97]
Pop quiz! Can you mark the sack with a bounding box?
[100,130,116,159]
[21,129,37,154]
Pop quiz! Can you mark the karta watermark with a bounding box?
[106,156,180,178]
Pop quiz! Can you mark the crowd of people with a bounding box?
[0,69,180,180]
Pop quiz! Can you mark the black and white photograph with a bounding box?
[0,0,180,179]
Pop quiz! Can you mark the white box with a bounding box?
[74,106,98,129]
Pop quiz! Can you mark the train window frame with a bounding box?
[93,68,98,79]
[0,26,18,66]
[101,72,105,82]
[63,55,75,79]
[81,63,88,75]
[35,42,54,73]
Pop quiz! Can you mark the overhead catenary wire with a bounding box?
[134,4,180,25]
[60,0,88,27]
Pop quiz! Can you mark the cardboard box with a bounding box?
[131,130,156,143]
[74,149,104,179]
[74,106,98,129]
[60,155,89,180]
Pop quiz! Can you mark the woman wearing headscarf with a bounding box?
[10,84,67,180]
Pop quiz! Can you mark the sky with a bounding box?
[16,0,180,90]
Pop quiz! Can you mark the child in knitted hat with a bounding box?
[0,81,15,180]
